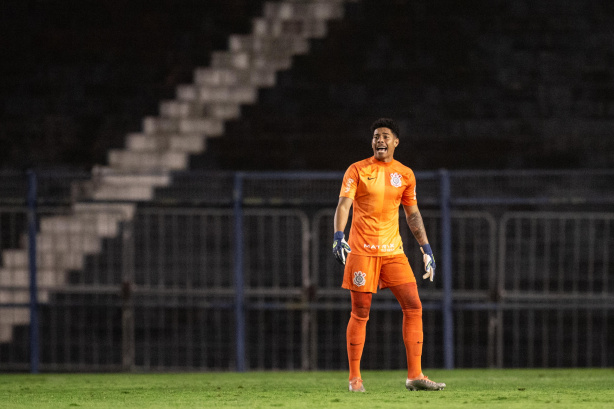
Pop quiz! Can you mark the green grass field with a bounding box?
[1,369,613,409]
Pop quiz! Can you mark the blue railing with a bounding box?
[10,168,614,372]
[231,170,454,371]
[27,171,39,374]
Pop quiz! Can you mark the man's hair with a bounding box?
[370,118,400,138]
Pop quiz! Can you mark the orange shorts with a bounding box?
[342,253,415,293]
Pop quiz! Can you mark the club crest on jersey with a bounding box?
[390,172,403,188]
[353,271,366,287]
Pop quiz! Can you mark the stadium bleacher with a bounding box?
[200,0,614,170]
[2,1,614,172]
[0,0,268,169]
[1,0,614,371]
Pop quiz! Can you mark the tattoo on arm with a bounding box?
[407,210,427,244]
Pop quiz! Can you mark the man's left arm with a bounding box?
[403,204,436,281]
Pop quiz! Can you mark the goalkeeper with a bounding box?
[332,118,445,392]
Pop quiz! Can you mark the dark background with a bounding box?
[1,0,614,171]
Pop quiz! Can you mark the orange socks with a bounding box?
[402,308,423,379]
[346,312,369,380]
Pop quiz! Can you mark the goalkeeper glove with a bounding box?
[420,244,436,281]
[332,231,351,265]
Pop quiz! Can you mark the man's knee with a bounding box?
[391,283,422,310]
[352,305,370,319]
[351,291,372,318]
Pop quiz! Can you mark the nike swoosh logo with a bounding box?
[367,177,376,180]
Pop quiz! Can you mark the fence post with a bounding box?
[27,170,39,374]
[121,220,135,372]
[233,173,246,372]
[439,169,454,369]
[121,281,134,371]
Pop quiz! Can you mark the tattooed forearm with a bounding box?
[406,210,428,245]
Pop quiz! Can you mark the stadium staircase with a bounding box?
[0,0,356,343]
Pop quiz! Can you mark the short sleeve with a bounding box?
[401,170,417,206]
[339,164,359,199]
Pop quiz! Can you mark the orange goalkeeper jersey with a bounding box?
[339,156,418,256]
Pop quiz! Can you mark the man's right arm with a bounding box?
[333,197,353,265]
[334,197,353,233]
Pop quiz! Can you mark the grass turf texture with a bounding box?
[1,369,613,409]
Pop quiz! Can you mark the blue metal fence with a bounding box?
[230,170,456,371]
[2,169,614,372]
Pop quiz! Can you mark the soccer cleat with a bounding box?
[405,375,446,391]
[349,377,366,392]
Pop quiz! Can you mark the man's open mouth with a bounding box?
[376,146,387,152]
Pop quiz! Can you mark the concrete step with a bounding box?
[31,231,102,254]
[263,1,345,21]
[42,206,132,237]
[0,325,15,343]
[73,202,136,221]
[38,214,118,239]
[60,199,135,234]
[126,133,207,153]
[40,214,116,237]
[211,50,293,71]
[0,268,29,287]
[252,17,329,38]
[108,150,189,172]
[142,116,224,136]
[0,268,66,287]
[90,184,155,201]
[95,172,171,187]
[193,67,276,87]
[176,84,258,104]
[159,101,241,120]
[89,173,172,200]
[229,34,309,54]
[2,248,84,271]
[0,290,29,304]
[0,304,31,343]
